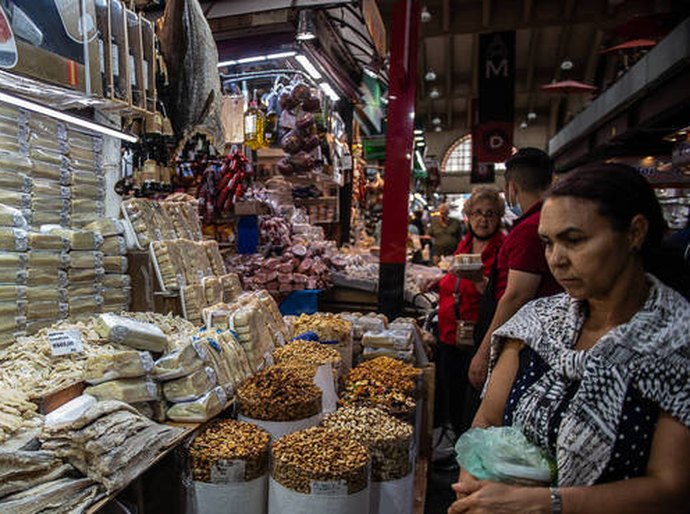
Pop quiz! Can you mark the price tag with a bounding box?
[48,330,84,357]
[310,480,347,496]
[210,459,245,484]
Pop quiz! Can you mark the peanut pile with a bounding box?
[346,356,420,395]
[322,407,413,481]
[273,340,342,369]
[190,420,271,482]
[290,313,352,343]
[271,426,370,494]
[237,365,322,421]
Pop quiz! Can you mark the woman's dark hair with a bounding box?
[547,163,689,297]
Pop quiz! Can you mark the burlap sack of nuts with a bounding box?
[190,419,271,483]
[237,366,322,422]
[271,426,370,495]
[322,407,413,482]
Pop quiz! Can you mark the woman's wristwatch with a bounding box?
[549,487,563,514]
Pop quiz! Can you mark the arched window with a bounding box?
[441,134,507,174]
[442,134,472,174]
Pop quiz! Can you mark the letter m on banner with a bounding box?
[475,31,515,164]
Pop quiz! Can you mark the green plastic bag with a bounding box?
[455,427,557,485]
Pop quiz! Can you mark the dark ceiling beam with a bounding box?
[395,1,624,37]
[482,0,492,28]
[523,0,534,23]
[525,28,540,112]
[584,28,604,83]
[467,33,478,129]
[419,38,428,101]
[446,33,454,129]
[549,22,574,137]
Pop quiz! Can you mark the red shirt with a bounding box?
[438,231,506,345]
[494,202,562,300]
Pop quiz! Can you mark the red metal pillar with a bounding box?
[378,0,420,318]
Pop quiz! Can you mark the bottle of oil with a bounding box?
[244,90,265,150]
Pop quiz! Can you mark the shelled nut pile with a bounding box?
[347,356,420,395]
[290,313,352,344]
[339,357,420,420]
[271,426,370,494]
[190,420,271,482]
[273,340,342,370]
[322,407,413,481]
[237,366,322,421]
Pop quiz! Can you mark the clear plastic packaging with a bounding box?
[454,427,556,486]
[0,228,28,251]
[101,236,127,255]
[0,171,32,192]
[165,386,227,423]
[94,313,169,352]
[68,251,103,269]
[0,189,31,210]
[103,256,128,274]
[0,204,29,229]
[163,366,217,402]
[152,339,206,381]
[43,227,102,250]
[28,232,69,251]
[84,350,155,385]
[84,377,161,403]
[84,218,126,237]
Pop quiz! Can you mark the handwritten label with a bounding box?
[310,480,347,496]
[48,330,84,356]
[210,459,245,484]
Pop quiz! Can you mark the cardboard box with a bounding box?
[0,0,102,96]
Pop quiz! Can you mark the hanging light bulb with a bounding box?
[432,116,441,125]
[527,111,537,121]
[420,6,432,23]
[429,87,440,99]
[560,59,574,71]
[424,69,437,82]
[296,10,316,41]
[520,120,528,129]
[434,125,442,132]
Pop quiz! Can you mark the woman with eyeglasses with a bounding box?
[433,186,506,448]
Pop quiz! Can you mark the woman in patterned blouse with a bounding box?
[449,164,689,514]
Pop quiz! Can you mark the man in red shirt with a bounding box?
[468,148,563,389]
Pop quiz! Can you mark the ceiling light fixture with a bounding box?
[420,5,432,23]
[294,54,322,80]
[218,51,297,68]
[434,126,442,132]
[424,69,436,82]
[0,91,137,143]
[296,10,316,41]
[527,111,537,121]
[520,120,528,129]
[560,59,574,71]
[319,82,340,102]
[431,116,441,125]
[429,88,440,99]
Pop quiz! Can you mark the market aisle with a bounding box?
[424,467,457,514]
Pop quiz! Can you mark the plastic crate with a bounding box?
[279,289,321,316]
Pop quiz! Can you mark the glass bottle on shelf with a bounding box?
[244,90,265,150]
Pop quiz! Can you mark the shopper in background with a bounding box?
[429,203,464,261]
[449,164,690,514]
[468,148,562,389]
[434,187,506,443]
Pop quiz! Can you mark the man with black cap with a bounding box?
[468,148,563,389]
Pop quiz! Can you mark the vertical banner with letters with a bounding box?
[473,31,515,171]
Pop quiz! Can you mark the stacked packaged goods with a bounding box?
[85,219,130,313]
